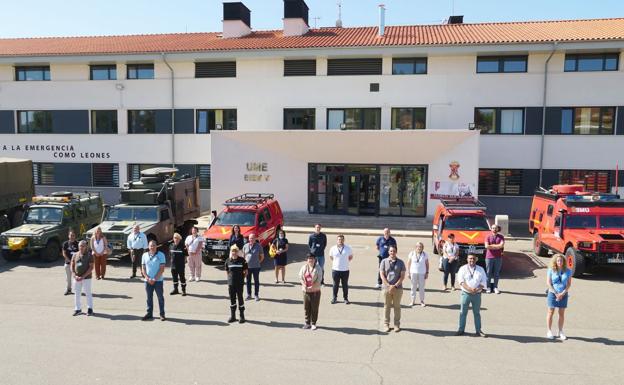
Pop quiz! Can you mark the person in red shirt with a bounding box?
[484,224,505,294]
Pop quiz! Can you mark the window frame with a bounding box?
[390,108,426,130]
[326,108,382,130]
[391,58,428,75]
[283,108,316,130]
[476,55,528,73]
[126,63,154,80]
[15,66,51,81]
[128,110,156,134]
[90,110,118,134]
[475,107,525,135]
[560,106,615,135]
[195,109,238,133]
[17,110,53,133]
[89,64,117,80]
[564,53,620,72]
[478,169,524,196]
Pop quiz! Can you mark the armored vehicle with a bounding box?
[0,158,35,233]
[0,192,103,262]
[89,167,200,256]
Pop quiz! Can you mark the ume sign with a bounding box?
[244,162,270,182]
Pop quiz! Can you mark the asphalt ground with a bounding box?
[0,234,623,385]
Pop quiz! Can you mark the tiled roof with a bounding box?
[1,18,624,57]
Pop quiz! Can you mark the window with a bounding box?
[90,65,117,80]
[126,64,154,79]
[564,53,619,72]
[391,108,426,130]
[392,58,427,75]
[91,110,118,134]
[475,108,524,134]
[92,163,119,187]
[561,107,615,135]
[15,66,50,81]
[559,170,611,193]
[478,169,523,195]
[284,60,316,76]
[160,209,170,221]
[18,111,53,133]
[476,56,527,73]
[327,59,382,76]
[197,165,211,189]
[547,205,554,216]
[284,109,315,130]
[327,108,381,130]
[128,110,156,133]
[195,62,236,78]
[33,163,55,185]
[196,109,237,133]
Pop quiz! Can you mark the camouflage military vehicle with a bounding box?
[88,167,200,256]
[0,158,34,233]
[0,192,103,262]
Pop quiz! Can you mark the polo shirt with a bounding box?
[376,236,397,258]
[380,258,406,288]
[142,251,166,281]
[485,233,505,259]
[329,244,353,272]
[127,231,148,250]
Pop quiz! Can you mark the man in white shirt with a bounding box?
[456,254,488,337]
[127,224,148,279]
[185,226,205,282]
[328,234,353,305]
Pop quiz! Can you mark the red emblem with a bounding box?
[449,161,460,180]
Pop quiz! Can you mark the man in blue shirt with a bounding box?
[375,228,397,289]
[127,224,148,279]
[308,224,327,285]
[141,240,166,321]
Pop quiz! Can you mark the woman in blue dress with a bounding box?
[272,229,289,284]
[546,253,572,340]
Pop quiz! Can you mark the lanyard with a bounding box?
[134,233,140,242]
[468,266,476,280]
[415,252,424,264]
[337,246,344,255]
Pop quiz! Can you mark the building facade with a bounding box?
[1,1,623,218]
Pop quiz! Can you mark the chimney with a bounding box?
[378,4,386,37]
[283,0,309,37]
[447,15,464,24]
[223,2,251,38]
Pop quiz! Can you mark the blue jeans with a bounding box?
[485,257,503,290]
[316,256,325,283]
[458,291,482,332]
[146,281,165,317]
[246,267,261,296]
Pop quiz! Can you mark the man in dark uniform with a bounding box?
[308,224,327,285]
[225,245,248,323]
[62,230,79,295]
[169,233,187,296]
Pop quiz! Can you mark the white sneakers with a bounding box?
[486,288,492,294]
[547,330,567,340]
[195,277,200,282]
[494,288,501,294]
[546,330,554,340]
[375,283,382,289]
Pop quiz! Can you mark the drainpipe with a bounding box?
[539,42,558,187]
[161,52,176,167]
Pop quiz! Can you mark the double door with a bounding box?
[327,172,378,216]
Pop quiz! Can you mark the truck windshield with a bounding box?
[24,207,63,224]
[599,216,624,229]
[565,215,597,229]
[444,216,490,231]
[215,211,255,226]
[105,207,158,222]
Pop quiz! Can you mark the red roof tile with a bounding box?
[1,18,623,57]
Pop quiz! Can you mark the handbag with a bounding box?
[269,242,278,258]
[438,256,444,272]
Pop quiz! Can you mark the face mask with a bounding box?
[279,235,284,239]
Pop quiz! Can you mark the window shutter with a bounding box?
[195,62,236,78]
[284,60,316,76]
[327,59,382,75]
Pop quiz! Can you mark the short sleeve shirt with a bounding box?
[486,234,505,259]
[62,240,79,261]
[380,258,406,288]
[72,252,93,279]
[376,236,397,258]
[408,251,429,275]
[142,251,166,281]
[243,242,263,269]
[329,244,353,271]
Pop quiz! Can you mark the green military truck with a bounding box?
[0,158,35,233]
[0,192,104,262]
[88,167,200,256]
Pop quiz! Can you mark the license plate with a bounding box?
[112,244,123,250]
[607,256,624,263]
[1,246,8,250]
[467,246,483,254]
[212,245,228,251]
[215,251,225,256]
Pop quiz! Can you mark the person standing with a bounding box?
[456,254,487,337]
[380,246,406,332]
[546,254,572,340]
[243,233,264,301]
[406,242,429,307]
[62,230,78,295]
[225,245,248,323]
[329,234,353,304]
[299,253,323,330]
[90,227,109,280]
[484,224,505,294]
[169,233,187,296]
[308,224,327,285]
[71,240,94,316]
[127,224,148,279]
[228,225,245,250]
[442,234,459,291]
[272,230,289,284]
[141,240,166,321]
[185,226,204,282]
[375,228,397,289]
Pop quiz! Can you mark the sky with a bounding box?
[0,0,623,38]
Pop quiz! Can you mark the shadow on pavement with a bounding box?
[90,313,143,321]
[318,325,381,336]
[569,336,624,346]
[502,290,547,298]
[258,297,302,305]
[165,317,228,326]
[0,257,62,273]
[581,265,624,283]
[246,319,381,335]
[92,293,132,299]
[500,252,545,280]
[349,301,382,308]
[185,293,229,300]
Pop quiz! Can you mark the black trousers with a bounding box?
[130,248,144,275]
[228,284,244,309]
[377,256,387,285]
[171,261,186,286]
[332,270,350,300]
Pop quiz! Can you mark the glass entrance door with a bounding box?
[327,173,346,213]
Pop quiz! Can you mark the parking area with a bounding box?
[1,233,623,385]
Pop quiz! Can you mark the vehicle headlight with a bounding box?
[578,241,593,250]
[8,237,28,250]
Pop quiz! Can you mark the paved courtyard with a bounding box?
[0,233,623,385]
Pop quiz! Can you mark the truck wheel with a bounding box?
[41,240,61,262]
[565,247,585,277]
[2,250,21,262]
[533,232,549,257]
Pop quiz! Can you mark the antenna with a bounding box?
[336,0,343,28]
[312,16,321,29]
